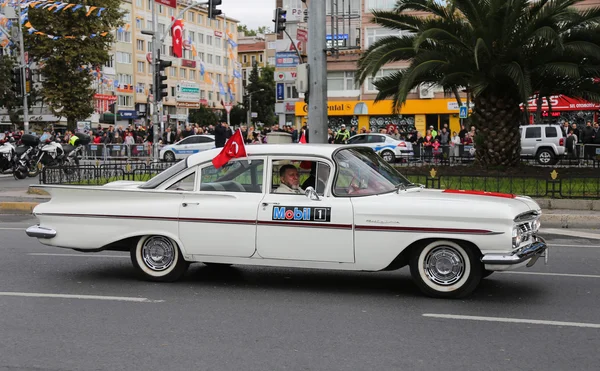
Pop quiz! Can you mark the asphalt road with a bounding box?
[1,215,599,371]
[0,173,37,189]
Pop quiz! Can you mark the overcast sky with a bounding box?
[221,0,275,30]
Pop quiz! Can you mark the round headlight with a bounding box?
[512,226,522,248]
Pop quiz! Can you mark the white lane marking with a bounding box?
[423,313,600,329]
[500,271,600,279]
[549,243,600,248]
[0,292,163,303]
[28,253,127,258]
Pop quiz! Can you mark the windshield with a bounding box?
[333,147,411,196]
[139,160,187,189]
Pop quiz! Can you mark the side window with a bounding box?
[271,160,331,195]
[200,160,264,193]
[525,127,542,139]
[198,136,214,143]
[367,135,385,143]
[348,135,366,144]
[178,137,197,145]
[545,127,558,138]
[166,170,196,191]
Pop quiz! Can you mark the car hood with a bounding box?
[103,180,146,189]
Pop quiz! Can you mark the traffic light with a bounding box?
[208,0,222,19]
[11,68,23,97]
[154,50,172,101]
[273,8,287,33]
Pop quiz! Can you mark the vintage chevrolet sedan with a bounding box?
[26,144,548,298]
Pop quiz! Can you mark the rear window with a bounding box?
[545,127,558,138]
[525,127,541,139]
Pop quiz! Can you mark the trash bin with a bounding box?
[266,132,292,144]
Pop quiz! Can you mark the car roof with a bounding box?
[186,143,364,167]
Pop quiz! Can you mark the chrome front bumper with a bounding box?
[481,236,548,267]
[26,225,56,239]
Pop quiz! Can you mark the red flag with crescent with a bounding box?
[172,18,183,58]
[212,129,247,169]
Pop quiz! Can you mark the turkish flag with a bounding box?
[212,129,247,168]
[172,18,183,58]
[299,131,306,144]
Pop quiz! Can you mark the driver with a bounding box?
[274,164,304,194]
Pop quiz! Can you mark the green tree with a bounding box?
[357,0,600,167]
[23,1,124,131]
[229,104,246,126]
[189,105,219,126]
[0,52,42,127]
[246,64,276,125]
[237,24,271,36]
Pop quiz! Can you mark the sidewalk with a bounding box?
[1,187,599,229]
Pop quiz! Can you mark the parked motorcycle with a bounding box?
[13,134,40,180]
[0,137,16,174]
[28,133,91,177]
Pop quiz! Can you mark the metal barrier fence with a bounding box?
[77,143,600,167]
[40,160,600,199]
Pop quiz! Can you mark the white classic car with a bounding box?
[26,144,548,298]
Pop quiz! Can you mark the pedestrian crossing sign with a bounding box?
[459,105,468,119]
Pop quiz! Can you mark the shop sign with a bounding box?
[523,95,600,111]
[118,110,138,118]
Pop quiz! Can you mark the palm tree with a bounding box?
[357,0,600,166]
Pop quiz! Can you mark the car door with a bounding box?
[522,126,542,156]
[176,158,266,257]
[173,136,199,159]
[256,157,354,263]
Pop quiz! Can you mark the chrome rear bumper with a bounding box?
[481,236,548,267]
[26,225,56,239]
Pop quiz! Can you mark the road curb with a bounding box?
[27,187,49,196]
[0,202,38,214]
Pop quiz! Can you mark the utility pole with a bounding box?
[15,10,29,133]
[224,13,230,126]
[307,0,327,144]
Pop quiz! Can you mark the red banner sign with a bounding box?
[524,95,600,111]
[181,59,196,68]
[94,94,117,101]
[155,0,177,9]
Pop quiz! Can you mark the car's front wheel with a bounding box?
[131,235,189,282]
[409,240,482,298]
[536,149,555,165]
[163,151,176,162]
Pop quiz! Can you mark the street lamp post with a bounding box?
[246,88,264,127]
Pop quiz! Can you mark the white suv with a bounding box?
[520,125,565,164]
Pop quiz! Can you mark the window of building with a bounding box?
[198,15,204,25]
[366,27,411,48]
[137,61,145,73]
[136,39,144,51]
[198,33,204,44]
[251,55,256,65]
[158,5,164,14]
[367,69,398,91]
[171,86,176,97]
[180,68,186,79]
[118,73,133,85]
[216,74,222,83]
[200,90,206,99]
[116,52,132,64]
[136,82,145,93]
[123,12,131,22]
[215,20,221,29]
[216,38,221,48]
[105,55,114,68]
[146,20,153,30]
[136,0,142,7]
[117,30,132,43]
[327,71,357,91]
[259,54,263,63]
[170,67,176,77]
[216,56,221,66]
[189,31,195,42]
[217,92,221,102]
[199,52,205,61]
[208,91,213,101]
[286,84,299,99]
[118,95,133,107]
[148,41,153,51]
[169,8,174,16]
[190,70,196,80]
[146,0,153,11]
[268,57,275,66]
[159,23,166,37]
[243,55,247,63]
[188,12,194,22]
[207,54,213,64]
[207,35,213,46]
[365,0,397,11]
[328,0,360,14]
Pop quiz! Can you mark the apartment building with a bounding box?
[93,0,240,128]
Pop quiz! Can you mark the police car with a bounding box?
[347,133,413,163]
[159,134,215,162]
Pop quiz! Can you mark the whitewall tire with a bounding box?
[409,240,482,298]
[131,235,189,282]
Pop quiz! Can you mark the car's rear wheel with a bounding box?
[536,149,555,165]
[381,150,395,163]
[409,240,482,298]
[163,151,176,162]
[131,235,189,282]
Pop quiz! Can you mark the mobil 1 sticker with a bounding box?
[272,206,331,222]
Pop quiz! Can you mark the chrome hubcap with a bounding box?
[141,236,175,271]
[423,246,465,285]
[383,153,393,162]
[539,152,551,163]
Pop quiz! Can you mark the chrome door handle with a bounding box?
[262,202,280,207]
[182,202,200,207]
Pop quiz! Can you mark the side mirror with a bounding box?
[304,186,320,201]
